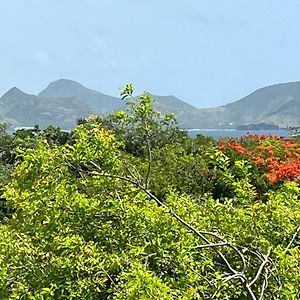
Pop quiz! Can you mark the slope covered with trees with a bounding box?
[0,86,299,299]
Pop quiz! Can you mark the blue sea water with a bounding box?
[187,129,288,139]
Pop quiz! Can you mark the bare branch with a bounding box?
[194,242,229,249]
[249,248,272,287]
[74,160,275,300]
[259,271,270,300]
[284,226,300,253]
[223,273,246,283]
[144,138,152,189]
[197,230,246,273]
[88,164,242,275]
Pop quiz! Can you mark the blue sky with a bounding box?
[1,0,300,107]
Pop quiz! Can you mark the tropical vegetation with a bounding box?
[0,85,299,299]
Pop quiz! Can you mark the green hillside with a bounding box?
[1,80,300,129]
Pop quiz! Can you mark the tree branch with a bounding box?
[194,242,228,249]
[144,137,152,189]
[249,248,271,287]
[74,160,275,300]
[284,226,300,253]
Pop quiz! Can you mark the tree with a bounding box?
[0,89,300,299]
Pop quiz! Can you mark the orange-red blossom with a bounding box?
[218,135,300,184]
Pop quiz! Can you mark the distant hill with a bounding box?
[38,79,199,128]
[263,100,300,127]
[0,87,92,129]
[147,94,200,128]
[196,81,300,128]
[1,79,300,129]
[39,79,122,113]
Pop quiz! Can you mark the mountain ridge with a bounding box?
[1,79,300,129]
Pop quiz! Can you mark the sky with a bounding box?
[1,0,300,108]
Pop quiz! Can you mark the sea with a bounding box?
[187,129,289,139]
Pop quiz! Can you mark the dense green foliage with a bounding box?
[0,87,300,299]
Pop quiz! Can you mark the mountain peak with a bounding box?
[47,79,85,89]
[1,87,28,99]
[9,86,22,92]
[38,79,92,99]
[38,78,122,112]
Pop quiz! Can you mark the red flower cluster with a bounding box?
[218,135,300,184]
[224,141,246,154]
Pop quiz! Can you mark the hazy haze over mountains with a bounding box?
[1,79,300,130]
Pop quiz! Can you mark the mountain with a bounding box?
[39,79,122,113]
[148,94,201,128]
[150,94,196,114]
[38,79,199,128]
[263,100,300,127]
[196,81,300,128]
[1,79,300,130]
[0,87,92,129]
